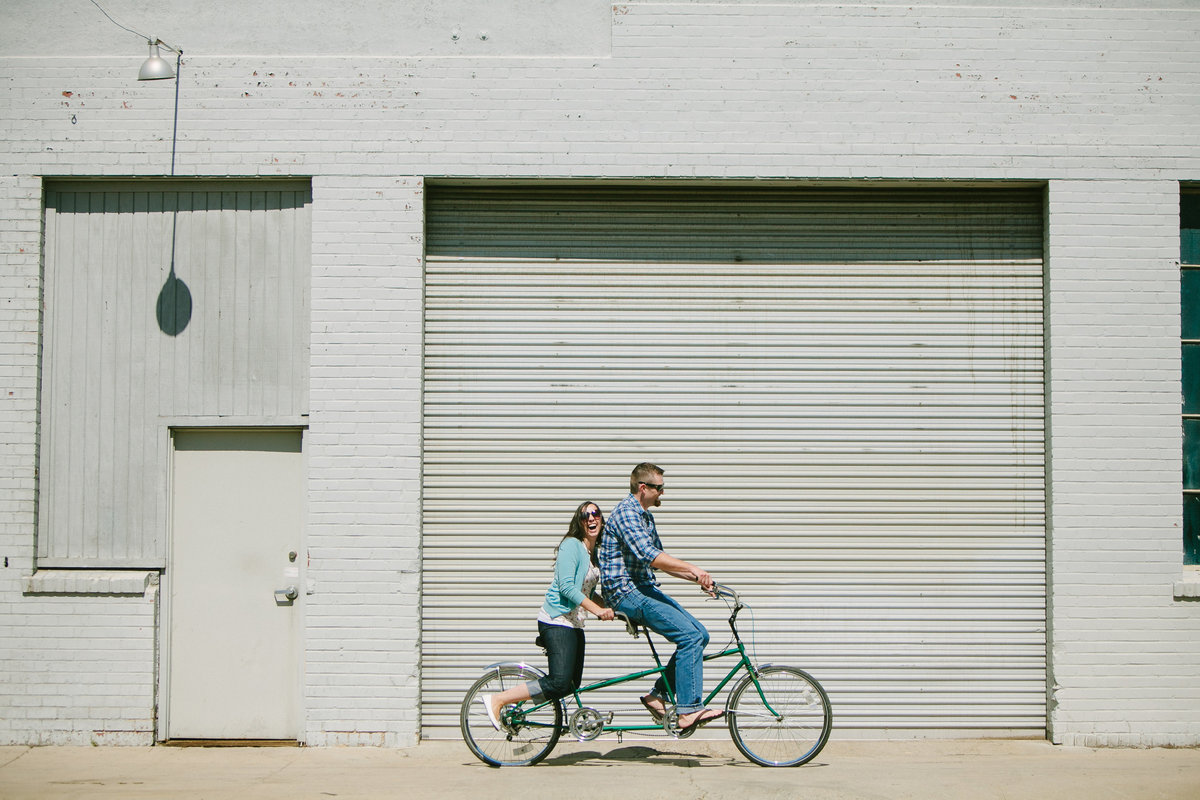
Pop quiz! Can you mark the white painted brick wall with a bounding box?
[1045,180,1198,746]
[0,591,157,746]
[2,2,1200,745]
[306,176,424,747]
[2,4,1199,182]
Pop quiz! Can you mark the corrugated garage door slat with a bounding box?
[422,185,1044,738]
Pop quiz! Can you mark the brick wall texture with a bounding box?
[2,2,1199,745]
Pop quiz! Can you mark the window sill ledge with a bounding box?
[23,569,158,596]
[1174,573,1200,600]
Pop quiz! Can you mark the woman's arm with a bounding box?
[555,541,614,620]
[553,541,589,608]
[579,596,614,620]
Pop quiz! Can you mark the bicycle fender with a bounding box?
[754,663,823,678]
[480,661,548,679]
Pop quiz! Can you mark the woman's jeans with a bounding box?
[613,586,710,714]
[526,621,586,703]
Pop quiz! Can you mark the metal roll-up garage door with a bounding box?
[422,185,1045,739]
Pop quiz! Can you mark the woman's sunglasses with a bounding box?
[581,510,602,519]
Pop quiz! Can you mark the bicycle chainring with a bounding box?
[568,707,606,741]
[664,708,701,739]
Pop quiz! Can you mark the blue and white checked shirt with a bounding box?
[599,493,665,606]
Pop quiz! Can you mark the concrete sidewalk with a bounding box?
[1,738,1198,800]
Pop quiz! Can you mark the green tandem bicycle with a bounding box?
[460,583,833,767]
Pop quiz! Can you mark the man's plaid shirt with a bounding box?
[599,492,664,606]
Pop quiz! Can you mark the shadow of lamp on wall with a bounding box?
[156,211,192,337]
[92,1,190,335]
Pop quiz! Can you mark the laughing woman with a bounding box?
[482,501,616,729]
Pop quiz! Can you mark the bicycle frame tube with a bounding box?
[515,642,757,733]
[701,647,751,707]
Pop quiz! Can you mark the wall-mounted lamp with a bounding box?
[129,35,185,176]
[89,1,182,82]
[138,39,182,81]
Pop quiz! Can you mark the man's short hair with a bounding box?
[630,462,664,494]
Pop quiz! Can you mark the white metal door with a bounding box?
[167,428,304,740]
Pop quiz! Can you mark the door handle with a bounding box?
[274,585,299,604]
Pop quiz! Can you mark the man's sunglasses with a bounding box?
[640,482,664,492]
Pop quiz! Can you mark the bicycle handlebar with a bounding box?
[709,582,740,605]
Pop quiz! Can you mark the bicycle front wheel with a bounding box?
[727,665,832,767]
[460,666,562,767]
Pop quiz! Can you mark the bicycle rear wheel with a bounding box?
[727,665,832,767]
[460,666,562,767]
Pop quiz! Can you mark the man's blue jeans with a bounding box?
[613,585,710,714]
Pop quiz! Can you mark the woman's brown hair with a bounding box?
[557,500,603,567]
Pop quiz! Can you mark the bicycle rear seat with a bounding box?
[615,613,641,638]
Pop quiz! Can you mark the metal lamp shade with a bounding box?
[138,42,175,80]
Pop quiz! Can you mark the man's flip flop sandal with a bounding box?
[640,695,666,723]
[677,708,726,733]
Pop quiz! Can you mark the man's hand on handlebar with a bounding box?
[692,567,715,594]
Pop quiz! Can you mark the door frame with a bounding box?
[158,422,308,743]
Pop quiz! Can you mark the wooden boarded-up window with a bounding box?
[39,180,311,567]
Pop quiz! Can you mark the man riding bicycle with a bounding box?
[598,462,726,733]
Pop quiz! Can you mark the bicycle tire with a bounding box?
[460,666,562,767]
[727,665,832,767]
